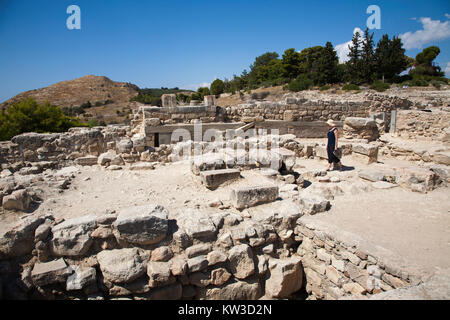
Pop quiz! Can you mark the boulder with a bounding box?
[97,248,148,284]
[230,185,279,210]
[31,258,72,287]
[0,216,45,258]
[394,167,439,193]
[265,256,303,298]
[228,244,255,279]
[358,169,385,182]
[50,215,98,257]
[190,153,226,175]
[151,246,173,262]
[117,139,133,153]
[98,151,116,166]
[277,148,296,172]
[187,256,209,273]
[113,205,168,245]
[2,189,31,211]
[299,196,330,215]
[177,209,217,241]
[186,244,212,259]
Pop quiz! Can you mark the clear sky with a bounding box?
[0,0,449,102]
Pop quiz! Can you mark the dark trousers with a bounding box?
[327,145,340,164]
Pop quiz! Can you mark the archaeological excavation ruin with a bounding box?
[0,88,449,300]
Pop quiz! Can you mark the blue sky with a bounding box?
[0,0,449,102]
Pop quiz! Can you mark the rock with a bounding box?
[224,213,243,226]
[228,244,255,279]
[50,215,98,257]
[177,209,217,241]
[2,189,31,211]
[200,169,241,189]
[352,144,378,164]
[187,256,209,273]
[190,153,225,175]
[186,244,212,259]
[189,272,210,287]
[108,165,123,171]
[34,223,51,242]
[74,156,98,166]
[231,185,279,209]
[299,196,330,215]
[277,148,296,172]
[265,256,303,298]
[151,246,173,262]
[210,268,232,286]
[394,167,438,192]
[147,261,175,288]
[207,250,228,266]
[358,169,385,182]
[146,283,182,300]
[251,200,301,232]
[97,248,148,283]
[169,256,188,276]
[203,280,262,300]
[343,282,367,295]
[111,155,124,166]
[117,139,133,153]
[98,151,116,166]
[31,258,72,287]
[129,163,156,171]
[0,216,45,258]
[113,204,168,245]
[428,164,450,183]
[66,265,97,291]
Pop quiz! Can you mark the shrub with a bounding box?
[0,98,88,141]
[251,91,270,100]
[370,81,391,92]
[287,75,313,92]
[320,85,330,91]
[342,84,360,91]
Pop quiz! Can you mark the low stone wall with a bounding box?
[395,109,450,142]
[295,221,419,300]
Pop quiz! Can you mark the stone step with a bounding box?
[200,169,241,189]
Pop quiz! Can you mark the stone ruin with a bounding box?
[0,89,449,300]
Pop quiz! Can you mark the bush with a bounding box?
[0,98,88,141]
[286,75,313,92]
[430,80,446,89]
[342,84,360,91]
[210,79,225,96]
[320,85,330,91]
[251,91,270,100]
[370,81,391,92]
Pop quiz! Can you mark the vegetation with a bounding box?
[342,84,360,91]
[0,98,88,141]
[131,87,191,106]
[370,81,391,92]
[212,30,447,93]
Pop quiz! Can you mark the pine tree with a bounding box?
[361,28,375,83]
[374,35,409,81]
[346,31,362,84]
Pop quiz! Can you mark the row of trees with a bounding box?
[208,29,446,95]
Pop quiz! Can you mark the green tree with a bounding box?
[314,42,339,85]
[410,46,445,77]
[346,31,363,84]
[361,28,375,83]
[0,98,87,141]
[197,87,211,99]
[281,48,301,80]
[210,79,225,96]
[374,35,409,82]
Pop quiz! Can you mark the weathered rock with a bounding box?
[147,261,175,288]
[117,139,133,153]
[146,282,182,300]
[31,258,72,287]
[74,156,98,166]
[207,250,228,266]
[210,268,232,286]
[358,169,385,182]
[177,209,217,241]
[151,246,173,262]
[66,265,97,291]
[265,256,303,298]
[187,255,209,273]
[200,169,241,189]
[394,167,439,193]
[189,272,211,287]
[186,244,212,259]
[299,196,330,215]
[231,185,279,209]
[191,153,226,175]
[277,148,296,172]
[203,280,262,300]
[113,204,168,245]
[50,215,98,257]
[0,216,45,258]
[97,151,116,166]
[2,189,31,211]
[129,163,156,171]
[228,244,255,279]
[97,248,148,283]
[169,256,188,276]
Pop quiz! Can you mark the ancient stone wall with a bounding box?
[395,109,450,142]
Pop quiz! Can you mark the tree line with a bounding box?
[208,29,447,95]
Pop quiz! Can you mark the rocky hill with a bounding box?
[1,75,140,109]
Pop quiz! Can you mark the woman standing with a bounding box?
[326,119,343,171]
